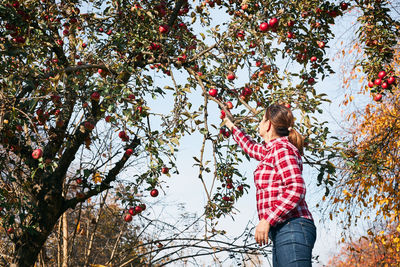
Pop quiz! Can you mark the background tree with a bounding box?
[323,0,400,263]
[2,0,393,265]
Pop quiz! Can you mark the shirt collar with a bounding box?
[263,136,288,151]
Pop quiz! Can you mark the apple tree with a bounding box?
[0,0,366,265]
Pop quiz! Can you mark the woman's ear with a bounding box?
[266,120,271,132]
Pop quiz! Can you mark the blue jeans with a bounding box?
[268,217,317,267]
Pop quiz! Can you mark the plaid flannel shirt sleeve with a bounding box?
[231,126,266,161]
[263,146,306,226]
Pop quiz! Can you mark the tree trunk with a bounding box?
[11,191,64,267]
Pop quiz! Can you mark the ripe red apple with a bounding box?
[255,61,262,67]
[381,82,388,89]
[387,76,396,84]
[128,207,136,215]
[368,81,374,88]
[374,78,382,86]
[56,39,63,46]
[105,115,112,122]
[84,121,94,130]
[340,2,349,10]
[287,20,295,27]
[374,94,382,102]
[287,32,294,39]
[159,24,169,34]
[378,71,386,79]
[161,167,169,174]
[119,131,127,139]
[237,185,243,192]
[222,196,230,201]
[125,148,133,156]
[32,148,43,159]
[134,205,143,213]
[140,203,146,211]
[307,77,315,84]
[227,73,235,81]
[259,22,269,32]
[82,43,87,48]
[226,101,233,109]
[317,41,325,48]
[150,189,159,197]
[91,92,100,101]
[124,214,133,222]
[220,110,226,119]
[7,227,14,234]
[268,17,278,27]
[310,56,317,62]
[208,88,218,97]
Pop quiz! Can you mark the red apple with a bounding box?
[32,148,43,159]
[82,43,87,48]
[7,227,14,234]
[387,76,396,84]
[287,20,295,27]
[368,81,374,88]
[56,39,63,46]
[310,56,317,62]
[124,214,133,222]
[374,78,382,86]
[307,77,315,84]
[150,189,159,197]
[287,32,294,39]
[237,185,243,192]
[226,101,233,109]
[381,82,388,89]
[259,22,269,32]
[161,167,169,174]
[340,2,349,10]
[220,110,226,119]
[256,61,261,67]
[134,205,143,213]
[317,41,325,48]
[222,196,230,201]
[208,88,218,97]
[84,121,94,130]
[140,203,146,211]
[119,131,127,139]
[105,115,112,122]
[125,148,133,156]
[378,71,386,79]
[91,92,100,101]
[128,207,136,215]
[159,24,169,34]
[227,73,235,81]
[268,17,278,27]
[374,94,382,102]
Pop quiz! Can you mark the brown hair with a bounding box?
[265,104,305,155]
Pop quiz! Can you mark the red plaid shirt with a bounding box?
[232,126,313,226]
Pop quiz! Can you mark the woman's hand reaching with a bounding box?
[223,117,235,131]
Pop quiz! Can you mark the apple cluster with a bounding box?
[367,70,396,102]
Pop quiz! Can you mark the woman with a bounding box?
[224,104,316,267]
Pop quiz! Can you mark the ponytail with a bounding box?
[288,128,304,156]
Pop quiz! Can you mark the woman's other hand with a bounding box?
[255,219,271,246]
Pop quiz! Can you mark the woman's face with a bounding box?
[258,114,269,137]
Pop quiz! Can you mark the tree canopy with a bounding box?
[1,0,399,265]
